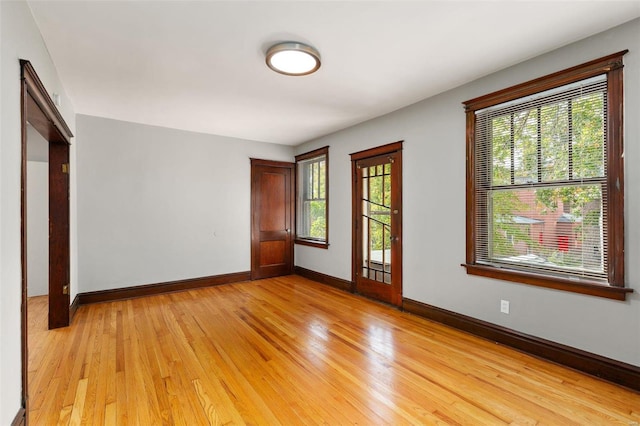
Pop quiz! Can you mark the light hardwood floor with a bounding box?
[28,275,639,425]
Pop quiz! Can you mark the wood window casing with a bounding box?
[295,146,329,249]
[463,51,632,301]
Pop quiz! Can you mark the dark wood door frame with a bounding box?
[20,60,73,422]
[351,141,403,306]
[250,158,295,280]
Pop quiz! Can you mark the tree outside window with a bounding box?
[483,78,606,278]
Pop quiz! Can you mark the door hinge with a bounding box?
[62,163,70,174]
[63,284,69,295]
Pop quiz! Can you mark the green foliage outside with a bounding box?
[300,158,327,240]
[364,164,391,252]
[491,191,534,257]
[487,89,605,271]
[308,200,326,239]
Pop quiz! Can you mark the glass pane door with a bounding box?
[361,161,392,284]
[351,141,403,307]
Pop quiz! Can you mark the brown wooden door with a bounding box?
[351,142,403,306]
[251,159,294,280]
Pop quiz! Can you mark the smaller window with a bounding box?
[295,146,329,248]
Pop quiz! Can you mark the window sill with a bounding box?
[295,238,329,249]
[462,263,632,301]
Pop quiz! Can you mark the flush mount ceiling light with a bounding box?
[266,42,321,76]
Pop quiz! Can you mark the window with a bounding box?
[295,146,328,248]
[463,51,631,300]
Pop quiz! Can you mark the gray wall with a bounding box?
[26,161,49,297]
[0,0,76,422]
[294,19,640,367]
[76,115,294,291]
[26,125,49,297]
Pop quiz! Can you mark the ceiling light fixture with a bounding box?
[266,42,321,76]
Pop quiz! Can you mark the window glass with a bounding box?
[295,147,328,246]
[476,75,607,280]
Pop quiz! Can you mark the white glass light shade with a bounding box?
[266,42,321,76]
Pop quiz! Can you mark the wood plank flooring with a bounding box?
[28,275,640,425]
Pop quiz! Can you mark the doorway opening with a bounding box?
[20,60,73,421]
[351,141,403,306]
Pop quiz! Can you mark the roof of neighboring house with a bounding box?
[557,213,582,223]
[495,215,543,225]
[511,215,544,225]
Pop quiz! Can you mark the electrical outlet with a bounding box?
[500,299,510,314]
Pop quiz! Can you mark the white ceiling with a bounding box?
[28,1,640,146]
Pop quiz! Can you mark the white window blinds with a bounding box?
[474,75,608,281]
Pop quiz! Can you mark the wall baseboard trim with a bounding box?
[11,408,26,426]
[77,271,251,305]
[403,298,640,392]
[294,266,353,292]
[70,294,80,320]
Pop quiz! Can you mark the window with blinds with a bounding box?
[295,147,329,247]
[475,76,607,280]
[463,51,629,300]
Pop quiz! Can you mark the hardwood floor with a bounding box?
[28,276,639,425]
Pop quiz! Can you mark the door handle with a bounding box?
[286,229,291,233]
